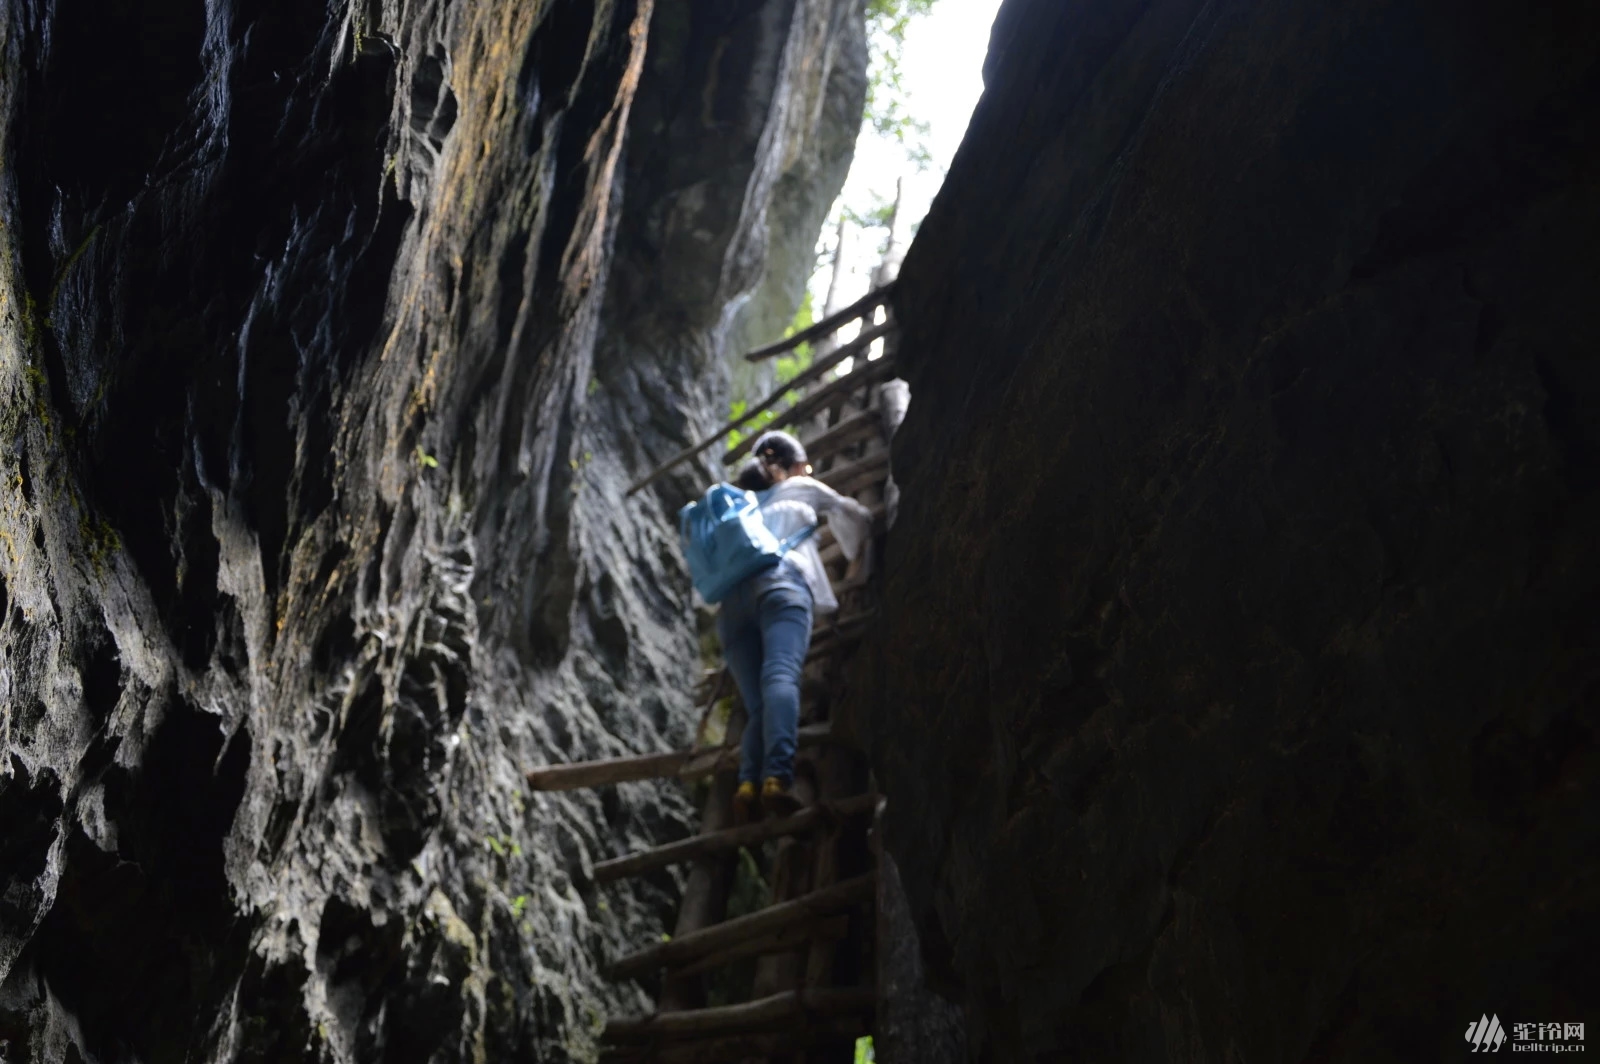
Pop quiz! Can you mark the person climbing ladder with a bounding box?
[527,292,900,1061]
[711,431,872,819]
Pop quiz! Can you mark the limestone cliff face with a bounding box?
[0,0,864,1060]
[859,0,1600,1059]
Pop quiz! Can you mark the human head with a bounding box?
[734,458,771,492]
[752,430,810,480]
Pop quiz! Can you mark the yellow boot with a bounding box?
[761,777,802,819]
[733,780,758,823]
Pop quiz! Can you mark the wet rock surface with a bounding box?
[857,0,1600,1060]
[0,0,864,1060]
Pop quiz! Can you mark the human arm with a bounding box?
[785,477,873,563]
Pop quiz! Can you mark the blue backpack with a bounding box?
[678,484,814,603]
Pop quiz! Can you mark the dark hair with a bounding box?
[734,459,771,492]
[752,430,807,470]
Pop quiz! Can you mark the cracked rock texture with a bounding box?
[0,0,865,1060]
[854,0,1600,1060]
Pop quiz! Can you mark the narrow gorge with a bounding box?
[2,0,1596,1062]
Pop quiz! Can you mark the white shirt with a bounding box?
[758,476,873,615]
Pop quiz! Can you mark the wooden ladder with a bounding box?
[527,296,902,1064]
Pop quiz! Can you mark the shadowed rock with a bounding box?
[849,0,1600,1059]
[0,0,865,1059]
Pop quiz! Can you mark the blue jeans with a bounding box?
[717,560,814,786]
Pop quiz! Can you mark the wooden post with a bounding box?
[872,775,889,1061]
[813,216,850,364]
[657,707,744,1011]
[801,746,858,989]
[750,770,818,1000]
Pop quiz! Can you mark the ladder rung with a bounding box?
[742,283,893,363]
[817,447,889,496]
[600,1015,871,1064]
[721,324,893,464]
[811,606,875,636]
[815,503,885,564]
[593,794,876,882]
[606,874,876,980]
[800,409,883,467]
[603,985,875,1043]
[674,914,850,978]
[726,358,897,466]
[524,724,836,792]
[808,611,876,657]
[804,628,863,664]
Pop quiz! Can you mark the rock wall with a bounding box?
[0,0,864,1060]
[858,0,1600,1059]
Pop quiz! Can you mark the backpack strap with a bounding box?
[756,485,815,555]
[777,524,815,554]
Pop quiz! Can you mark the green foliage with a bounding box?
[415,445,439,469]
[726,393,799,454]
[726,397,751,447]
[726,294,813,452]
[20,292,42,354]
[854,1036,876,1063]
[697,694,737,749]
[510,894,528,917]
[842,199,897,232]
[80,513,121,573]
[23,359,52,442]
[867,0,937,30]
[774,290,815,385]
[728,847,771,918]
[483,835,522,858]
[865,0,939,167]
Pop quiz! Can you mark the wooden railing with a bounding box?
[624,282,897,496]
